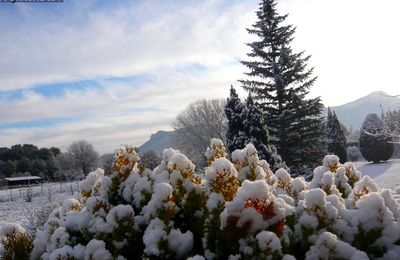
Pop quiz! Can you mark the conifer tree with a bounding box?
[225,86,246,153]
[326,108,347,163]
[225,87,285,171]
[239,0,326,171]
[240,94,285,171]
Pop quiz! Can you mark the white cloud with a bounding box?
[0,0,257,91]
[0,62,242,124]
[0,62,243,153]
[0,111,173,154]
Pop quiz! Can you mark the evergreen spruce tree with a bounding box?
[225,87,285,171]
[241,94,285,171]
[326,108,347,163]
[239,0,326,171]
[225,86,246,153]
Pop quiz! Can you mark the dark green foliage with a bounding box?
[225,87,285,171]
[282,235,307,260]
[352,226,385,258]
[16,157,32,173]
[241,95,286,171]
[239,0,326,172]
[108,174,129,206]
[49,147,61,157]
[174,189,207,255]
[359,113,394,163]
[204,204,229,259]
[68,229,92,248]
[326,108,347,163]
[44,159,58,179]
[31,159,47,176]
[225,85,246,153]
[0,160,16,177]
[0,144,60,178]
[38,148,54,161]
[0,148,13,161]
[12,144,39,160]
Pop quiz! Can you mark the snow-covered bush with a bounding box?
[5,138,400,259]
[0,222,33,260]
[360,113,394,163]
[347,145,362,162]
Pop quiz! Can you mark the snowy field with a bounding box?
[0,182,80,233]
[0,160,399,234]
[356,159,400,190]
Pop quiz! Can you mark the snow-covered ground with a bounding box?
[356,159,400,190]
[0,182,80,233]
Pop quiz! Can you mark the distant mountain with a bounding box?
[326,91,400,130]
[138,130,176,155]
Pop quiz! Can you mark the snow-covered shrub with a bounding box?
[203,155,238,258]
[350,192,400,258]
[5,140,400,259]
[305,232,368,259]
[231,143,276,185]
[348,175,378,202]
[347,145,361,162]
[359,113,394,163]
[205,138,227,166]
[0,222,33,260]
[218,180,293,258]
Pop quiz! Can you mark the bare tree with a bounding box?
[171,99,227,165]
[54,152,81,180]
[67,140,100,175]
[381,108,400,158]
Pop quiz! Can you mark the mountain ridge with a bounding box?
[326,91,400,130]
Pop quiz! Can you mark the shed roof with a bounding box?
[5,176,42,182]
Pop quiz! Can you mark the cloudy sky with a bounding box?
[1,0,400,153]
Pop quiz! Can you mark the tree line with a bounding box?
[0,139,164,181]
[0,140,100,180]
[0,144,60,178]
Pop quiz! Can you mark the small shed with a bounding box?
[4,176,43,187]
[0,179,7,189]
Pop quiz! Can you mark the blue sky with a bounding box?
[1,0,400,153]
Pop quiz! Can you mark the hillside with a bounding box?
[326,91,400,130]
[138,130,175,155]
